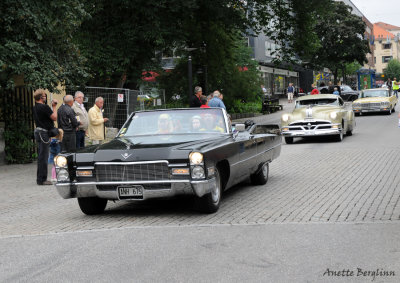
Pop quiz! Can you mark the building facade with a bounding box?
[373,22,400,74]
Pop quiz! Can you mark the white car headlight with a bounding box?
[55,155,67,168]
[353,103,361,108]
[329,112,337,119]
[282,114,290,122]
[57,168,70,182]
[189,152,203,165]
[381,101,390,107]
[191,166,205,179]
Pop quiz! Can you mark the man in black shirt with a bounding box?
[189,86,202,107]
[57,95,79,153]
[32,89,58,185]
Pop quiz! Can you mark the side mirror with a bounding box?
[235,124,246,132]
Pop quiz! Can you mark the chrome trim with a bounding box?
[76,166,95,170]
[55,178,216,199]
[168,163,188,167]
[56,180,189,186]
[95,160,169,165]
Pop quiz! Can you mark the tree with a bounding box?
[384,59,400,80]
[0,0,90,92]
[310,1,369,83]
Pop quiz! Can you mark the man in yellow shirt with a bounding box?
[88,97,109,145]
[392,78,399,98]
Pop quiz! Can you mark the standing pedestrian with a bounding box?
[392,78,399,98]
[200,95,210,108]
[32,89,58,185]
[287,82,294,103]
[386,77,392,94]
[88,97,109,145]
[208,90,226,109]
[57,95,79,153]
[48,129,63,182]
[190,86,202,107]
[72,91,89,149]
[311,84,320,95]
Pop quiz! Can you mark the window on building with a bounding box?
[382,56,393,63]
[383,43,391,49]
[374,57,376,64]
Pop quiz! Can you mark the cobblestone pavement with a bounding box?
[1,99,400,237]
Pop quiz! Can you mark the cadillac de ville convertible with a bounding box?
[281,94,355,144]
[352,88,397,115]
[54,108,281,215]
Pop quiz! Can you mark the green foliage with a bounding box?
[310,1,369,82]
[4,120,35,164]
[384,60,400,79]
[229,100,261,114]
[0,0,90,91]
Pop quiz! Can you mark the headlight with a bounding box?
[381,101,390,107]
[189,152,203,165]
[329,112,337,119]
[57,168,70,182]
[282,114,290,122]
[353,103,361,108]
[55,155,67,168]
[191,166,205,179]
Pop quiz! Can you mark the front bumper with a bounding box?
[55,178,216,200]
[281,124,341,137]
[353,108,389,113]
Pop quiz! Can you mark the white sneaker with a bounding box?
[51,178,57,182]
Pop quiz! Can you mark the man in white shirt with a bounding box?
[72,91,89,149]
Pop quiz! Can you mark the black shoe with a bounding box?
[38,180,53,185]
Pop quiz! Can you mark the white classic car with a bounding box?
[281,94,355,144]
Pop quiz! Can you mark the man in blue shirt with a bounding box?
[208,90,226,109]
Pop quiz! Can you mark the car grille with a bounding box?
[95,161,170,182]
[289,121,331,130]
[361,103,381,110]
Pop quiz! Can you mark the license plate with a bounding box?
[118,185,144,199]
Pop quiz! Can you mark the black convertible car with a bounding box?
[54,108,281,215]
[318,84,359,101]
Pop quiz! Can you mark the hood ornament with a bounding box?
[306,105,313,118]
[121,152,132,160]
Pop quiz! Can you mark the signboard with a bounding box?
[118,93,124,103]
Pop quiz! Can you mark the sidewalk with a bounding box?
[233,97,294,124]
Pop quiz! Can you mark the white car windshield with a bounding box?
[119,108,228,137]
[361,90,389,98]
[295,98,338,108]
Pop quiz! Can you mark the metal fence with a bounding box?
[65,86,166,130]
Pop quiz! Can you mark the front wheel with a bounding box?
[335,130,344,142]
[195,168,222,214]
[78,197,108,215]
[250,163,269,185]
[285,137,294,144]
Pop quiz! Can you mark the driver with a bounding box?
[200,113,224,133]
[157,113,174,134]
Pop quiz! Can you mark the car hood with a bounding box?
[75,134,232,163]
[354,97,390,103]
[290,106,339,120]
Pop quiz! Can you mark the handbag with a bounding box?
[48,128,59,137]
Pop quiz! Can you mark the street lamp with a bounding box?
[185,47,197,105]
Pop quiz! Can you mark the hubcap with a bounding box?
[262,163,268,177]
[211,172,220,203]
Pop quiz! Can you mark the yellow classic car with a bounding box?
[352,88,397,115]
[281,94,355,144]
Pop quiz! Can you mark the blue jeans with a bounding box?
[34,129,50,184]
[76,130,85,149]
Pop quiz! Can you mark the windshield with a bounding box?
[295,98,339,108]
[341,85,353,92]
[119,108,228,137]
[361,90,389,98]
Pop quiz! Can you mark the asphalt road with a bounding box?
[1,99,400,282]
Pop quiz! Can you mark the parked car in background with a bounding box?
[54,108,282,215]
[281,94,355,144]
[318,84,359,102]
[352,88,397,115]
